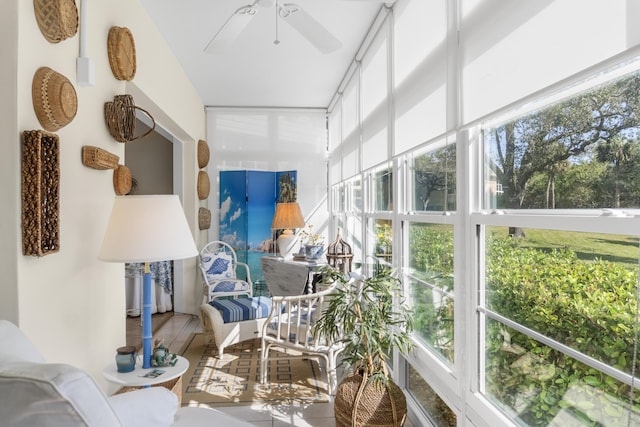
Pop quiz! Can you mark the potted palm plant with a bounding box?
[314,265,414,427]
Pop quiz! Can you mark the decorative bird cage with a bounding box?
[326,229,353,274]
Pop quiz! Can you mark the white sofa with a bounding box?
[0,320,254,427]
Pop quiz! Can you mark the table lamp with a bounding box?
[99,195,198,369]
[271,201,305,258]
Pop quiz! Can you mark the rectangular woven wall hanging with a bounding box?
[22,130,60,256]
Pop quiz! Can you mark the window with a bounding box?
[407,364,457,427]
[410,141,456,212]
[367,218,393,270]
[374,165,393,212]
[407,222,454,364]
[477,63,640,425]
[484,68,640,211]
[325,1,640,425]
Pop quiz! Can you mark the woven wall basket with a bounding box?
[113,165,132,195]
[198,207,211,230]
[34,0,78,43]
[197,171,210,200]
[197,139,210,169]
[104,94,155,143]
[32,67,78,132]
[82,146,119,170]
[107,26,137,81]
[22,130,60,257]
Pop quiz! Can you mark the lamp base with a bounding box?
[277,230,298,259]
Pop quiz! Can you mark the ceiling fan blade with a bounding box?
[279,4,342,54]
[204,5,257,54]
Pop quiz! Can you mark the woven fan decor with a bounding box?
[197,139,210,169]
[104,94,155,143]
[32,67,78,132]
[198,207,211,230]
[82,146,119,170]
[197,171,210,200]
[113,165,132,195]
[22,130,60,257]
[107,26,136,81]
[34,0,78,43]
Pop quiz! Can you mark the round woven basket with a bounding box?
[334,371,407,427]
[32,67,78,132]
[34,0,78,43]
[197,139,210,169]
[113,165,132,195]
[197,171,210,200]
[107,26,137,81]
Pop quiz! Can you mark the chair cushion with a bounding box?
[209,297,272,323]
[201,253,234,281]
[211,279,251,293]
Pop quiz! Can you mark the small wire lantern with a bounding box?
[326,228,353,274]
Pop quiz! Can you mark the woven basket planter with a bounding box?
[334,370,407,427]
[104,94,155,143]
[113,165,132,195]
[22,130,60,257]
[82,146,119,170]
[34,0,78,43]
[197,139,210,169]
[197,171,210,200]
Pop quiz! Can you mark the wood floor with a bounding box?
[126,311,199,352]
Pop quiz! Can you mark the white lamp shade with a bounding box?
[99,195,198,263]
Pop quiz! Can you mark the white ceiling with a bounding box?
[138,0,388,108]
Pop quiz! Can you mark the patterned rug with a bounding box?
[179,333,330,407]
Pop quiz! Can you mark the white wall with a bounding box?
[1,0,205,391]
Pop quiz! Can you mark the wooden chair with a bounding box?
[199,241,253,303]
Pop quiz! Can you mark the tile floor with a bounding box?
[128,312,414,426]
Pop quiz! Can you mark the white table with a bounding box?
[103,355,188,388]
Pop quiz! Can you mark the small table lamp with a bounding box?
[99,195,198,369]
[271,202,305,259]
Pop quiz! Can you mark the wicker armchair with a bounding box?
[199,241,253,303]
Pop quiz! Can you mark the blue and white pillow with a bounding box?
[201,253,234,281]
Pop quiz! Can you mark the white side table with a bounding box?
[103,355,189,403]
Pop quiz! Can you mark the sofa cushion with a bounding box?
[0,361,123,426]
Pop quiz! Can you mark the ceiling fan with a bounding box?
[204,0,394,55]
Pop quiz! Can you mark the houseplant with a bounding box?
[314,265,414,426]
